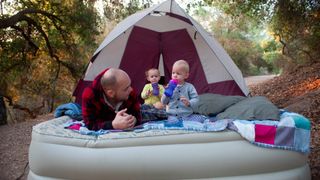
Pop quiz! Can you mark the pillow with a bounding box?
[216,96,280,120]
[194,93,246,116]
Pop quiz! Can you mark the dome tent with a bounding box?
[73,0,249,104]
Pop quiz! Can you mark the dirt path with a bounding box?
[0,75,278,180]
[244,74,277,86]
[0,114,53,180]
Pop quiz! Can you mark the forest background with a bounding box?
[1,0,318,123]
[0,0,319,179]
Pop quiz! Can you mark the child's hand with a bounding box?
[153,102,164,109]
[180,96,190,107]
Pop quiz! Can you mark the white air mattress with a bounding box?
[28,116,310,180]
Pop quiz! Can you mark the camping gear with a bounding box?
[73,0,249,104]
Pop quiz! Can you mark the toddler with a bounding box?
[161,60,199,119]
[141,68,165,109]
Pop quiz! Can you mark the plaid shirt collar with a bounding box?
[103,93,123,113]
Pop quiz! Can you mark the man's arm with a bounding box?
[82,87,113,130]
[126,90,142,126]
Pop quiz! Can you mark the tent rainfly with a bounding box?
[73,0,249,104]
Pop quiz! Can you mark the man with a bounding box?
[82,68,141,130]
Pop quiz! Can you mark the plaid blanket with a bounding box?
[64,110,310,153]
[230,110,310,153]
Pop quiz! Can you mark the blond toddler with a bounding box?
[141,68,165,109]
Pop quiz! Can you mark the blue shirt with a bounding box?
[161,82,199,117]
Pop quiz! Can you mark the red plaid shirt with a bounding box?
[82,68,142,130]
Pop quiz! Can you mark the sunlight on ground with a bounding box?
[293,78,320,96]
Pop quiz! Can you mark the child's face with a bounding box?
[172,64,189,84]
[147,69,160,84]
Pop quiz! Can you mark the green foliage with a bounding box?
[205,0,320,66]
[193,5,279,76]
[0,0,101,118]
[103,0,153,22]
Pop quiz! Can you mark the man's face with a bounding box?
[114,74,132,102]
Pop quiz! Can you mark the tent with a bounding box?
[73,0,249,104]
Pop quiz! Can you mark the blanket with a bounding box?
[230,110,310,153]
[54,103,82,120]
[63,110,310,153]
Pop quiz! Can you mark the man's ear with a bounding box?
[106,89,115,98]
[103,87,115,98]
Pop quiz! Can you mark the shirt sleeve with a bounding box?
[82,87,113,130]
[127,91,142,126]
[141,84,151,99]
[159,85,165,97]
[161,93,170,105]
[188,84,199,110]
[82,87,98,130]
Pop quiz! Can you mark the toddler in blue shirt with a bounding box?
[161,60,199,119]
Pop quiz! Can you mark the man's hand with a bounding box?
[180,96,190,107]
[112,109,136,129]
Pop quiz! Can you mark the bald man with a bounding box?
[82,68,141,130]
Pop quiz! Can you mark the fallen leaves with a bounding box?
[250,62,320,179]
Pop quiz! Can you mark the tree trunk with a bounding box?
[0,96,7,125]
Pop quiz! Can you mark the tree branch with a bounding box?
[1,93,43,119]
[12,25,39,53]
[0,8,61,29]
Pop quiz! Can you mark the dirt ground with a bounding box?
[0,114,53,180]
[245,74,278,86]
[0,73,318,180]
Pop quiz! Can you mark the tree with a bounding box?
[0,96,6,125]
[191,3,278,75]
[204,0,320,66]
[102,0,152,22]
[0,0,101,122]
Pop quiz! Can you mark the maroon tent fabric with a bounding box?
[120,26,243,96]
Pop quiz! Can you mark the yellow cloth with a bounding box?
[141,83,165,105]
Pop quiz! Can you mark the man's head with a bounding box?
[101,68,132,102]
[172,60,189,84]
